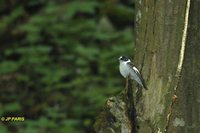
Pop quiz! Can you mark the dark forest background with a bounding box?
[0,0,134,132]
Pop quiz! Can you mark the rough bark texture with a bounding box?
[134,0,186,132]
[95,0,200,133]
[135,0,199,133]
[94,79,137,133]
[169,1,200,132]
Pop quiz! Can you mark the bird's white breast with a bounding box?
[119,61,130,78]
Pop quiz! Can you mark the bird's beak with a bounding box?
[118,57,120,60]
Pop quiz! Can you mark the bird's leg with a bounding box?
[125,75,130,89]
[125,76,129,89]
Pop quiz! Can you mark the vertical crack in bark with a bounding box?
[152,0,157,35]
[175,0,190,79]
[140,23,148,72]
[164,0,191,132]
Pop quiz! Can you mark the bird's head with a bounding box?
[118,56,130,62]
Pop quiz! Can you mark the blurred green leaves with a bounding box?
[65,1,99,15]
[0,61,20,74]
[0,7,24,34]
[0,0,134,133]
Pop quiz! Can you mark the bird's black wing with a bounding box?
[127,62,148,89]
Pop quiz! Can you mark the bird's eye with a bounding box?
[123,57,128,61]
[119,56,128,61]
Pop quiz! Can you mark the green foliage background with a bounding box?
[0,0,134,132]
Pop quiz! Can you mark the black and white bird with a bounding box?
[118,55,147,89]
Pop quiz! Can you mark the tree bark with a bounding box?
[135,0,199,132]
[94,79,137,133]
[170,1,200,132]
[94,0,200,133]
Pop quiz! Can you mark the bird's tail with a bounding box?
[142,80,148,90]
[143,84,148,90]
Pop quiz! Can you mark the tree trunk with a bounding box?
[135,0,199,132]
[170,1,200,132]
[94,0,200,133]
[94,79,137,133]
